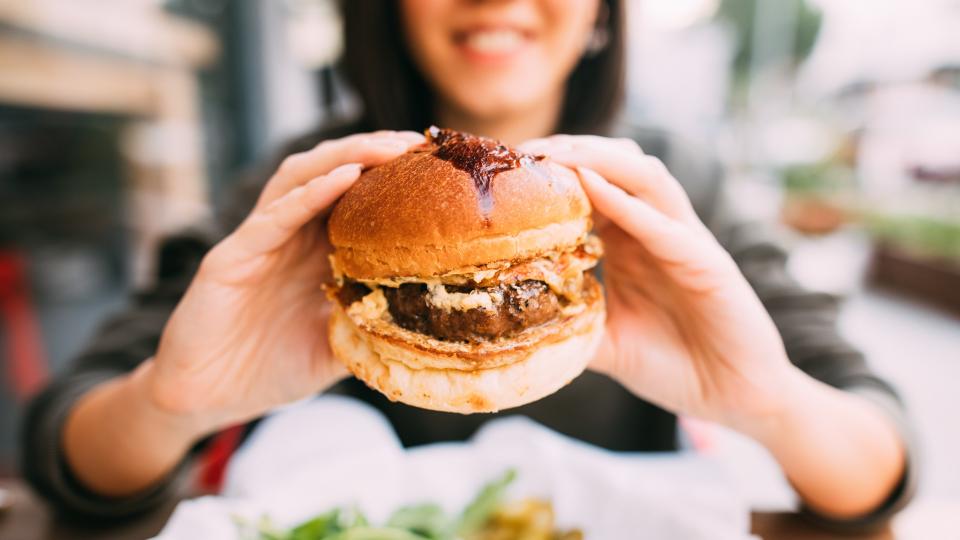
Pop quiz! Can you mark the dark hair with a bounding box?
[339,0,625,135]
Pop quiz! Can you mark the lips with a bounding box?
[454,27,533,60]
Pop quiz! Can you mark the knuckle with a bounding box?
[644,156,670,175]
[314,139,335,151]
[269,195,312,233]
[340,133,371,146]
[285,186,312,219]
[352,132,402,149]
[277,153,307,175]
[198,246,227,277]
[262,204,291,232]
[580,135,609,148]
[616,137,643,153]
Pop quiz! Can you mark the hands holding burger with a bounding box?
[520,135,904,517]
[157,129,793,431]
[519,135,799,432]
[64,131,425,495]
[65,128,903,517]
[171,127,797,428]
[146,131,426,431]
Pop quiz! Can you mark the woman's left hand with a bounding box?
[520,135,800,431]
[520,136,907,517]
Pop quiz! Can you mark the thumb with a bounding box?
[586,327,618,377]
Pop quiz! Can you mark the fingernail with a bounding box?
[518,140,547,151]
[528,142,574,155]
[576,166,606,188]
[330,163,362,176]
[576,166,597,180]
[369,139,408,151]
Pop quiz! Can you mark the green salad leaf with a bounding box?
[455,469,517,536]
[386,504,449,538]
[326,527,431,540]
[287,510,341,540]
[240,470,518,540]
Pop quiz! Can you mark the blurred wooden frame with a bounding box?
[0,0,219,286]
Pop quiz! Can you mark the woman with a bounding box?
[23,0,913,528]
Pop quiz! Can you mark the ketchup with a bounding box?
[426,126,543,220]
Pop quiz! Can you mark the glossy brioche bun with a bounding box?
[328,280,606,413]
[327,132,604,413]
[328,148,592,279]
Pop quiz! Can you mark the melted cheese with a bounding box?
[426,284,503,311]
[346,287,388,321]
[493,241,601,302]
[350,236,603,307]
[470,269,499,283]
[561,302,587,317]
[357,268,506,288]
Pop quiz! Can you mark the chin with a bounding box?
[326,127,605,414]
[471,91,545,119]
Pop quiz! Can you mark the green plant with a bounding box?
[781,162,855,195]
[716,0,823,80]
[864,213,960,262]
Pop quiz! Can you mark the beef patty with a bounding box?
[336,274,596,342]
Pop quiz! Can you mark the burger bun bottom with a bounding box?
[329,299,605,414]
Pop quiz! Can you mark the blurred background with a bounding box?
[0,0,957,511]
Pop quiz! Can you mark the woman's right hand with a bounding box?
[145,131,424,437]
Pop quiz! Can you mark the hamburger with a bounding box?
[326,127,605,413]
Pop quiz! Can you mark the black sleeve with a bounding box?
[20,232,213,519]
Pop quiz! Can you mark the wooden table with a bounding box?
[0,479,952,539]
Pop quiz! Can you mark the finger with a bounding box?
[234,162,362,258]
[519,134,641,155]
[366,130,427,148]
[579,166,740,292]
[517,135,571,154]
[611,136,644,153]
[314,309,352,382]
[525,136,691,222]
[560,135,642,154]
[258,132,424,209]
[587,328,618,376]
[556,144,696,223]
[380,130,427,144]
[577,166,691,264]
[260,134,417,205]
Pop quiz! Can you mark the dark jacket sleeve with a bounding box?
[652,128,917,528]
[20,232,214,518]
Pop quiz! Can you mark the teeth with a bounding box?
[464,29,523,54]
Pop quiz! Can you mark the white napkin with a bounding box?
[155,396,757,539]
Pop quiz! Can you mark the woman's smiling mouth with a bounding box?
[454,26,534,63]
